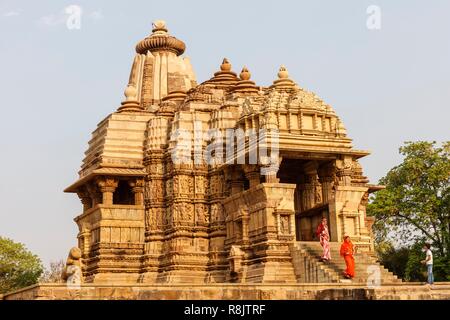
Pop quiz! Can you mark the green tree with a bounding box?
[404,242,427,282]
[368,141,450,281]
[368,141,450,256]
[0,237,43,294]
[375,241,410,280]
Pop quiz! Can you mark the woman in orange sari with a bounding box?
[340,236,355,279]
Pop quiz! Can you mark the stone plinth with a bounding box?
[3,283,450,300]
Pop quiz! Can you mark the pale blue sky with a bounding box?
[0,1,449,266]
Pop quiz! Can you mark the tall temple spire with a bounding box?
[125,20,196,107]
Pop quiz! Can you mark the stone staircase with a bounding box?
[290,241,402,284]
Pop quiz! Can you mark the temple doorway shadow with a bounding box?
[276,157,333,242]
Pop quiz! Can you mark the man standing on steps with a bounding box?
[421,243,434,285]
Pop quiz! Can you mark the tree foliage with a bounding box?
[368,141,450,281]
[0,237,43,294]
[368,141,450,257]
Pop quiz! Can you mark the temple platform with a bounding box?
[2,282,450,300]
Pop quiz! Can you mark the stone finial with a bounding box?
[152,20,168,34]
[221,58,232,72]
[232,66,258,94]
[124,84,138,102]
[136,20,186,56]
[118,84,144,113]
[271,65,295,90]
[239,67,251,81]
[206,58,239,87]
[278,65,289,79]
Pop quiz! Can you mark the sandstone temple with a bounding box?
[61,20,398,286]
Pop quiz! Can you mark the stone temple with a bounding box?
[61,20,394,286]
[6,20,450,300]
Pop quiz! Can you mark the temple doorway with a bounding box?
[277,158,332,241]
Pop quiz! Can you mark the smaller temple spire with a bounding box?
[205,58,239,87]
[270,65,296,90]
[232,66,259,93]
[117,85,144,113]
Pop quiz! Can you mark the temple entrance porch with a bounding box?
[276,158,336,242]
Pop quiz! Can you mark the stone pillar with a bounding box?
[129,179,145,206]
[241,214,249,244]
[336,156,353,186]
[96,177,118,206]
[86,182,102,207]
[243,165,260,189]
[79,230,90,257]
[303,161,319,210]
[319,164,336,204]
[229,167,245,194]
[77,188,92,212]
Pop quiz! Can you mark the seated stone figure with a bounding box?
[61,247,83,285]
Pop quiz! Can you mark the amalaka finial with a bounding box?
[232,66,258,93]
[240,67,251,81]
[271,65,295,90]
[137,20,185,55]
[221,58,232,72]
[278,65,289,79]
[118,84,144,113]
[124,84,138,101]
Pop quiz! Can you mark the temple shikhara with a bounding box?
[62,20,398,286]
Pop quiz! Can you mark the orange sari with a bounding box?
[340,241,355,278]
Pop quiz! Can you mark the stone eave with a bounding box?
[64,167,147,193]
[368,184,385,193]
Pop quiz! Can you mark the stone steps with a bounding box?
[290,242,402,284]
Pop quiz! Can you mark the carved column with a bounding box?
[79,230,91,257]
[243,165,260,189]
[335,156,353,186]
[77,187,92,212]
[96,177,118,206]
[319,163,336,204]
[229,167,245,194]
[86,182,102,207]
[261,157,281,183]
[302,176,315,211]
[129,179,145,206]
